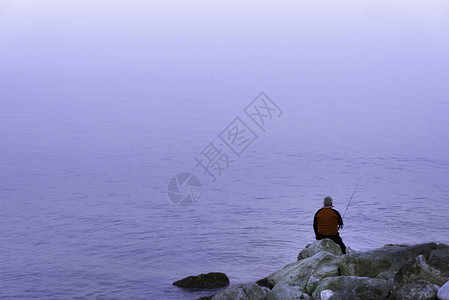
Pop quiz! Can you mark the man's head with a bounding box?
[323,196,333,206]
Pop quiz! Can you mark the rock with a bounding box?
[305,274,322,295]
[211,282,266,300]
[429,244,449,272]
[297,239,343,260]
[266,281,311,300]
[327,290,386,300]
[375,269,396,281]
[438,280,449,300]
[173,272,230,289]
[345,247,356,255]
[267,252,339,293]
[320,289,334,300]
[260,286,271,295]
[435,244,449,251]
[394,280,439,300]
[256,277,271,288]
[393,255,449,288]
[339,242,437,278]
[312,276,391,300]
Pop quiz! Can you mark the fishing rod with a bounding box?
[343,177,362,219]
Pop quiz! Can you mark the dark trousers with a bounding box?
[316,233,346,254]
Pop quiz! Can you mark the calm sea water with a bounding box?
[1,1,449,299]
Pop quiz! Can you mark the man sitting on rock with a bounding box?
[314,196,346,254]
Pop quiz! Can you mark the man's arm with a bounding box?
[313,210,319,236]
[334,209,344,229]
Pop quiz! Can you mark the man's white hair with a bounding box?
[323,196,333,206]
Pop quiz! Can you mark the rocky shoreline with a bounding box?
[175,240,449,299]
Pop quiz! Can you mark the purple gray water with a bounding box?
[1,1,449,299]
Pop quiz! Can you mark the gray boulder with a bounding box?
[394,280,439,300]
[438,280,449,300]
[255,277,271,288]
[298,239,343,260]
[339,243,437,278]
[266,281,311,300]
[173,272,229,288]
[320,290,334,300]
[429,244,449,272]
[267,252,339,293]
[212,282,266,300]
[306,274,325,295]
[312,276,391,300]
[328,290,385,300]
[375,269,397,281]
[393,255,449,288]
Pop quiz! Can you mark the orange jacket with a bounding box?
[313,206,343,236]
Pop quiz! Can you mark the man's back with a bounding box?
[314,207,341,236]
